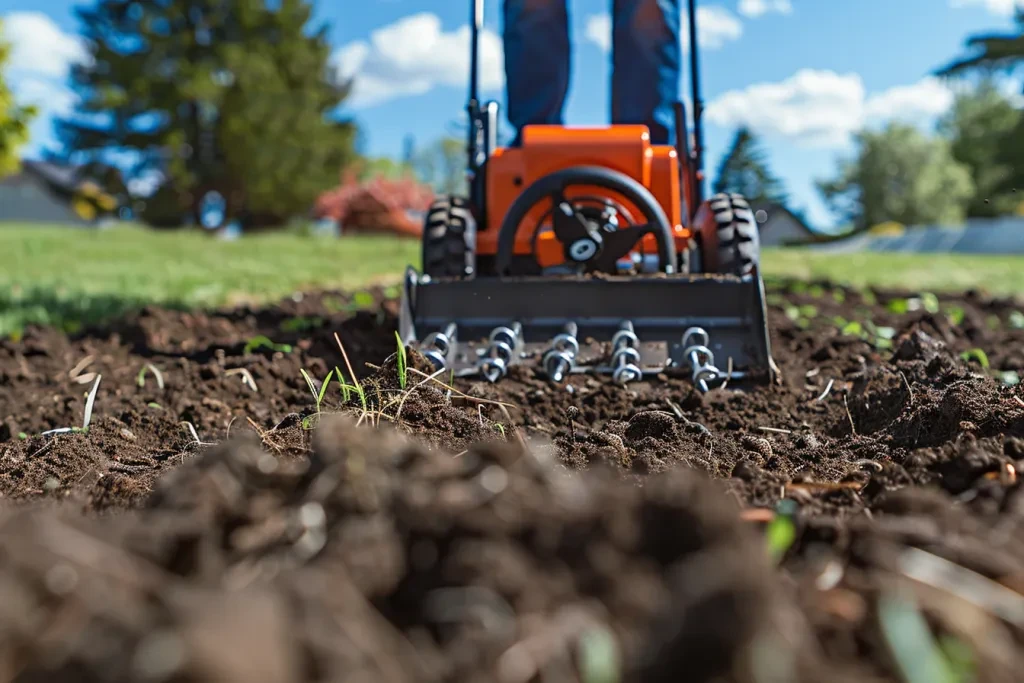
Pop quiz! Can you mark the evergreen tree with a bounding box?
[937,9,1024,83]
[0,19,37,177]
[712,127,788,205]
[56,0,357,227]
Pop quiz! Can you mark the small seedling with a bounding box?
[578,625,621,683]
[300,368,334,424]
[244,335,292,355]
[136,363,165,389]
[335,367,368,412]
[147,402,163,410]
[494,423,506,438]
[347,291,375,311]
[1010,311,1024,330]
[841,320,863,337]
[394,332,408,390]
[766,499,797,564]
[879,592,965,683]
[83,375,101,430]
[18,432,27,440]
[280,316,324,333]
[887,298,910,314]
[959,348,990,370]
[945,306,965,326]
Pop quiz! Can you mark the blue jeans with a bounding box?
[503,0,681,145]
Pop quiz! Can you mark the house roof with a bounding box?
[750,200,820,237]
[14,159,125,196]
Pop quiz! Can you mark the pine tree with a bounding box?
[0,19,37,178]
[712,127,788,205]
[56,0,357,227]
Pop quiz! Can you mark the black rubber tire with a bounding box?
[422,196,476,279]
[701,192,760,276]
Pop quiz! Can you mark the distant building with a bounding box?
[0,160,123,226]
[750,201,820,247]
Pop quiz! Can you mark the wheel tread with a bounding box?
[700,192,760,276]
[422,196,476,279]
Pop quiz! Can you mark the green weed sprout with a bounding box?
[335,366,367,412]
[959,348,990,370]
[766,499,797,564]
[244,335,292,355]
[578,625,621,683]
[394,331,408,389]
[879,592,969,683]
[136,363,164,389]
[300,368,334,428]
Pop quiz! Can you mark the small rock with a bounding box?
[731,460,759,481]
[740,436,773,459]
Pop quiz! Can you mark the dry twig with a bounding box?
[759,426,792,435]
[844,394,857,435]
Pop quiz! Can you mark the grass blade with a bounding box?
[395,331,407,390]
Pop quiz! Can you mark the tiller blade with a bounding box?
[397,267,777,392]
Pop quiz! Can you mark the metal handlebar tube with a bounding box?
[542,322,579,382]
[478,322,523,383]
[421,323,458,371]
[611,321,642,385]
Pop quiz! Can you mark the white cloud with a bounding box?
[3,12,89,78]
[2,12,89,155]
[738,0,793,18]
[705,69,957,148]
[584,6,743,53]
[949,0,1024,16]
[693,6,744,48]
[864,77,954,121]
[334,13,503,109]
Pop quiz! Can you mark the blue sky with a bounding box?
[3,0,1023,228]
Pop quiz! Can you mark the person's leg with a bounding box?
[503,0,571,145]
[611,0,680,144]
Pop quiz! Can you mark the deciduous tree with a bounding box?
[937,80,1021,217]
[0,19,36,177]
[817,123,974,231]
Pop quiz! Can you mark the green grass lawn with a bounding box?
[0,223,418,336]
[761,249,1024,296]
[1,222,1022,336]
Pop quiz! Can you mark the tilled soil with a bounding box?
[1,281,1024,681]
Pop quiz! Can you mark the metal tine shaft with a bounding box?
[611,320,641,385]
[422,322,458,371]
[544,321,579,383]
[479,321,522,383]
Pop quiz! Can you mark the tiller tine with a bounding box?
[397,267,777,392]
